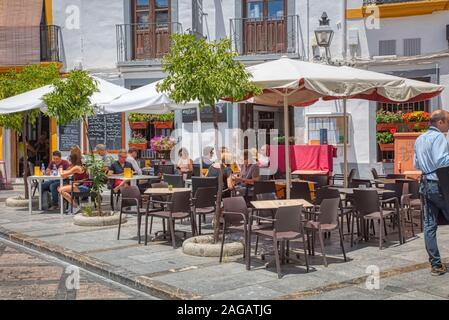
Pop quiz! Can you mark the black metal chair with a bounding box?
[192,187,217,235]
[349,179,372,188]
[331,168,356,186]
[155,164,175,176]
[290,181,312,202]
[70,179,97,214]
[163,174,184,188]
[193,164,201,177]
[371,168,386,180]
[386,174,406,179]
[191,176,218,197]
[253,181,277,201]
[117,186,143,244]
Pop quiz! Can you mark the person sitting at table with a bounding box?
[207,152,235,197]
[176,148,193,176]
[194,146,214,169]
[126,147,142,175]
[234,150,260,198]
[42,151,71,211]
[95,144,115,172]
[108,149,134,193]
[258,144,270,168]
[57,147,90,215]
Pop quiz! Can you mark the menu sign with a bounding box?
[59,121,81,151]
[87,113,123,151]
[182,104,228,123]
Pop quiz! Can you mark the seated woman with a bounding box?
[57,147,90,215]
[233,150,260,198]
[176,148,193,177]
[207,152,235,197]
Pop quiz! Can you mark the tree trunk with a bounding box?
[212,105,224,243]
[23,114,30,200]
[84,119,103,215]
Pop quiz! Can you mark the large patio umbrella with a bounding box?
[245,57,443,197]
[0,76,130,114]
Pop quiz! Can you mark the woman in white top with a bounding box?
[176,148,193,175]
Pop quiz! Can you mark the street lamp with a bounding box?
[314,12,334,61]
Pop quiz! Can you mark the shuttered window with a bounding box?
[378,40,396,56]
[404,38,421,56]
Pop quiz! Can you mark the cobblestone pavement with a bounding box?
[1,189,449,300]
[0,238,156,300]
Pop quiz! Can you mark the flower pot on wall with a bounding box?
[128,142,147,150]
[376,123,400,131]
[378,143,395,152]
[153,121,173,129]
[406,122,428,131]
[129,121,148,129]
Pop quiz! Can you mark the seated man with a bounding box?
[108,149,134,193]
[95,144,115,172]
[42,151,70,210]
[126,147,142,175]
[194,146,214,169]
[233,150,260,198]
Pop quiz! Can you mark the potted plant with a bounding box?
[152,112,174,129]
[376,110,403,131]
[128,133,148,150]
[128,113,150,129]
[377,130,395,152]
[150,135,176,151]
[403,111,430,131]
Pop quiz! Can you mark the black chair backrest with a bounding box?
[348,169,356,183]
[318,198,340,225]
[383,182,404,199]
[157,164,175,175]
[349,179,372,188]
[274,205,303,233]
[253,181,276,198]
[163,174,184,188]
[191,176,218,196]
[256,192,277,201]
[223,196,248,226]
[301,175,329,188]
[290,181,311,202]
[408,180,420,199]
[194,187,217,208]
[371,168,379,179]
[151,182,168,188]
[386,174,406,179]
[193,164,201,177]
[353,190,380,215]
[315,187,341,206]
[170,191,191,213]
[121,186,142,207]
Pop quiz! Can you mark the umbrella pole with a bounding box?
[284,95,291,199]
[343,98,348,188]
[196,106,203,176]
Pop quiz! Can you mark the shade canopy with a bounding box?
[102,80,198,114]
[0,76,130,115]
[246,57,443,106]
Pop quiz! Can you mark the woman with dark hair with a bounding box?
[176,148,193,175]
[57,146,90,214]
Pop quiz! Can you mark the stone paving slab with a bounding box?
[1,198,449,300]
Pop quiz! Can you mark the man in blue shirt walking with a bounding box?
[414,109,449,276]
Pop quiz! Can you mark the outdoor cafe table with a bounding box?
[27,175,65,216]
[144,187,192,195]
[250,199,314,210]
[291,170,329,176]
[330,187,390,195]
[108,174,159,186]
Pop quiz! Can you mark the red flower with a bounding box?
[390,128,397,134]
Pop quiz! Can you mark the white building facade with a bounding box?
[50,0,449,178]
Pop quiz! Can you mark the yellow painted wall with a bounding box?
[44,0,53,24]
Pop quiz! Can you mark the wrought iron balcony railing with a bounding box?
[116,22,183,63]
[0,25,61,66]
[230,15,300,56]
[363,0,424,5]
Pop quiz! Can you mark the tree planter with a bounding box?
[379,143,395,152]
[6,196,38,208]
[73,212,125,227]
[182,235,244,257]
[128,142,147,150]
[129,121,148,129]
[153,121,173,129]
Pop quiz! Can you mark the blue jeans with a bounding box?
[42,180,60,207]
[421,180,449,267]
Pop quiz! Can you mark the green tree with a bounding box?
[43,70,104,214]
[157,34,261,241]
[0,64,60,199]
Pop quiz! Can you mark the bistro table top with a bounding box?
[28,175,65,180]
[331,187,390,195]
[144,187,191,195]
[250,199,314,210]
[273,179,317,186]
[292,170,329,176]
[374,178,415,184]
[108,174,159,180]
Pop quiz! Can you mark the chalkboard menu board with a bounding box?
[182,104,228,123]
[59,121,81,151]
[87,113,123,151]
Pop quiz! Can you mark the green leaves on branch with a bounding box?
[157,33,261,108]
[43,70,99,125]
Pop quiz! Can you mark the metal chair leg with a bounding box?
[318,231,327,267]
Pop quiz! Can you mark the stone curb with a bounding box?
[0,225,201,300]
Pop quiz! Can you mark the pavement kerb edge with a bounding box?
[0,225,202,300]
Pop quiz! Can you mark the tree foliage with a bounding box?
[43,70,99,125]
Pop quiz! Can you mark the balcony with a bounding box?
[0,25,61,66]
[116,22,183,64]
[230,15,300,57]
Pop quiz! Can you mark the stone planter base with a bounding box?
[73,212,126,227]
[6,196,38,208]
[182,235,244,257]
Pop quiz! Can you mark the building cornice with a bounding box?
[352,50,449,67]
